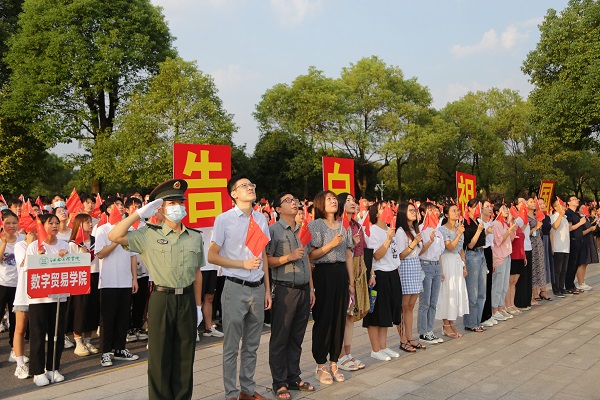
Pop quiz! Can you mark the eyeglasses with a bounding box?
[233,182,256,191]
[280,197,299,204]
[408,209,417,214]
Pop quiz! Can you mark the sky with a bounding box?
[52,0,571,156]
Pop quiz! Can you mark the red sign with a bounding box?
[173,143,232,228]
[323,156,355,196]
[27,254,91,298]
[538,180,556,210]
[456,171,477,214]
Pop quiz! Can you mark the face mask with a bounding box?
[164,205,187,223]
[53,201,66,208]
[44,205,52,212]
[0,206,7,211]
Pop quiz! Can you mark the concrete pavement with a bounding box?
[5,264,600,400]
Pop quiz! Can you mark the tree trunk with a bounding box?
[91,178,102,195]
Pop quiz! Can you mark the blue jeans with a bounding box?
[464,250,487,328]
[491,255,510,308]
[417,260,442,335]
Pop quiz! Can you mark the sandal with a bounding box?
[442,324,459,338]
[465,326,485,333]
[399,341,416,352]
[338,354,358,371]
[540,291,553,301]
[349,355,365,369]
[330,362,345,382]
[408,339,426,350]
[531,299,541,306]
[288,380,315,392]
[274,386,291,399]
[315,365,333,385]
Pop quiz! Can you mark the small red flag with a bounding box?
[359,198,367,213]
[361,213,371,237]
[303,205,312,223]
[298,221,312,247]
[268,216,276,226]
[66,188,83,214]
[518,201,528,222]
[75,223,86,245]
[253,203,261,212]
[91,193,103,218]
[381,206,393,225]
[148,215,160,225]
[36,217,48,252]
[131,219,140,230]
[509,204,519,220]
[556,196,566,209]
[496,212,506,226]
[19,200,37,232]
[534,197,545,221]
[245,214,269,257]
[264,203,272,214]
[342,210,350,231]
[583,205,590,217]
[97,213,109,227]
[0,193,6,204]
[473,202,482,219]
[35,196,44,209]
[18,194,24,202]
[463,208,471,225]
[108,204,122,225]
[422,210,439,230]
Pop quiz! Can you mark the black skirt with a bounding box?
[362,269,402,328]
[69,272,100,333]
[510,259,525,275]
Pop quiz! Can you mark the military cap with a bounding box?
[148,179,188,201]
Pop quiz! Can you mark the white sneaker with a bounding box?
[382,347,400,358]
[370,350,391,361]
[101,353,113,367]
[64,337,75,349]
[74,342,91,357]
[493,312,507,321]
[196,332,200,342]
[14,364,31,379]
[46,369,64,383]
[500,310,513,319]
[135,329,148,341]
[481,318,494,327]
[203,327,224,337]
[581,283,592,291]
[428,332,443,343]
[8,350,29,363]
[126,329,138,342]
[33,373,50,387]
[85,341,100,354]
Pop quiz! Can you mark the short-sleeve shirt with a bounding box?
[439,225,464,255]
[266,219,310,285]
[566,209,583,240]
[96,223,135,289]
[550,213,569,253]
[127,223,204,288]
[0,241,18,287]
[395,229,422,258]
[463,219,485,250]
[418,226,445,262]
[26,239,70,304]
[365,224,399,272]
[211,206,270,282]
[308,219,353,264]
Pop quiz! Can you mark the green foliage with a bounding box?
[522,0,600,147]
[90,57,237,192]
[0,0,23,87]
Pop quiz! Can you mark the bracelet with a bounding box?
[408,246,414,251]
[310,288,315,292]
[370,275,376,278]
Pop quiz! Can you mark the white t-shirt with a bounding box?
[551,213,570,253]
[57,230,72,242]
[482,218,494,249]
[365,225,399,272]
[200,227,218,272]
[0,241,19,287]
[26,239,71,304]
[418,226,445,262]
[523,222,532,251]
[95,223,134,289]
[13,241,29,307]
[68,241,99,274]
[395,229,422,258]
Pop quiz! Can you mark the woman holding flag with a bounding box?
[336,192,370,371]
[395,202,425,351]
[491,203,517,320]
[67,214,100,357]
[308,190,354,384]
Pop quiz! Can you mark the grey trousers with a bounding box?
[221,279,265,399]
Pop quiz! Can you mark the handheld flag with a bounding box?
[518,201,528,222]
[463,208,471,225]
[359,198,367,213]
[557,196,566,209]
[361,213,371,237]
[534,197,545,221]
[473,202,482,219]
[422,210,439,231]
[342,210,350,231]
[298,221,312,247]
[496,212,506,226]
[381,206,393,225]
[245,214,269,257]
[97,213,109,227]
[303,205,313,224]
[509,204,519,220]
[35,196,44,209]
[66,188,83,214]
[91,193,103,218]
[36,217,48,252]
[75,223,87,246]
[108,204,123,225]
[583,205,590,217]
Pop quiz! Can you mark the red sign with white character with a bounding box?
[27,254,91,298]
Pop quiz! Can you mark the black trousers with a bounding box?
[566,239,582,290]
[100,288,131,353]
[131,276,149,330]
[482,247,493,322]
[0,285,16,347]
[29,301,67,375]
[515,251,533,308]
[553,252,569,293]
[269,285,310,389]
[311,262,348,365]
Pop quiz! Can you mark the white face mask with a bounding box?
[164,205,187,223]
[44,205,52,212]
[0,206,7,211]
[53,201,66,208]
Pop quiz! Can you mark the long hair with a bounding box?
[395,202,419,241]
[335,192,351,219]
[313,190,337,220]
[440,202,458,226]
[69,213,92,242]
[369,201,383,224]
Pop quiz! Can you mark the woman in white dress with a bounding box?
[436,203,469,338]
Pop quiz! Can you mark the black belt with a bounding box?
[273,280,309,290]
[467,247,484,252]
[154,285,193,295]
[226,276,264,288]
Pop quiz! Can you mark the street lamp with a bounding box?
[375,181,386,200]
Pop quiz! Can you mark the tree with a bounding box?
[91,57,237,192]
[3,0,175,192]
[522,0,600,148]
[0,0,23,87]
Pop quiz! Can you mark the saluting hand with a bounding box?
[136,199,164,220]
[243,257,262,270]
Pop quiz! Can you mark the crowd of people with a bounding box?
[0,181,597,400]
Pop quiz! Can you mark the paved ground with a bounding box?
[2,264,600,400]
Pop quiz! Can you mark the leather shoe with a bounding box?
[239,392,267,400]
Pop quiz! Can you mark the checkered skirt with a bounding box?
[399,256,423,294]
